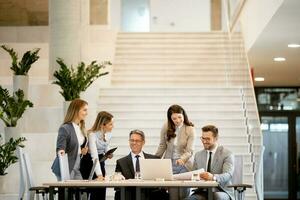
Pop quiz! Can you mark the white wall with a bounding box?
[239,0,284,51]
[110,0,121,31]
[110,0,211,32]
[0,26,116,86]
[150,0,210,32]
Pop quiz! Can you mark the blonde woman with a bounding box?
[156,104,195,200]
[88,111,114,200]
[51,99,89,181]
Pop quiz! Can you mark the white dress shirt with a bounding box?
[131,152,145,172]
[72,122,85,154]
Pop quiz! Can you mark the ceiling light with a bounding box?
[273,57,286,62]
[288,44,300,48]
[255,77,265,82]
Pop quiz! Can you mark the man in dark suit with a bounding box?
[185,125,234,200]
[114,129,168,200]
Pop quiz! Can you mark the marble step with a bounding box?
[97,104,256,112]
[114,56,245,63]
[106,111,252,120]
[114,54,246,59]
[112,63,250,70]
[111,76,249,83]
[115,48,245,54]
[115,43,244,49]
[104,127,250,137]
[112,70,248,76]
[98,95,244,104]
[117,32,241,38]
[98,86,249,94]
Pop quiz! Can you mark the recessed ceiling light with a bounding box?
[288,44,300,48]
[255,77,265,82]
[273,57,286,62]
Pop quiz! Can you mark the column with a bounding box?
[49,0,89,79]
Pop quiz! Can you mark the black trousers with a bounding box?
[89,154,106,200]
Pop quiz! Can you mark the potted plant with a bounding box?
[52,58,110,114]
[0,86,33,142]
[0,136,26,176]
[0,45,40,98]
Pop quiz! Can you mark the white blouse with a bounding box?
[88,131,112,176]
[72,122,85,154]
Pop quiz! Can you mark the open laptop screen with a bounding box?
[140,159,173,180]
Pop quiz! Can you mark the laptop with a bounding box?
[140,159,173,180]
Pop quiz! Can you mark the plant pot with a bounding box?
[63,101,71,117]
[0,175,8,194]
[13,75,29,99]
[0,163,20,194]
[4,126,22,143]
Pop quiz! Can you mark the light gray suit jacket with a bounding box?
[51,122,81,178]
[193,146,234,199]
[156,123,195,170]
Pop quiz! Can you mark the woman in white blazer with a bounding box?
[156,104,195,200]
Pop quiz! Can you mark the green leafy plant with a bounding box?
[52,58,111,101]
[0,136,26,175]
[1,45,40,75]
[0,86,34,127]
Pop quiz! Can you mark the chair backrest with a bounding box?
[58,153,70,181]
[232,155,244,184]
[16,147,26,200]
[255,146,265,200]
[23,152,36,188]
[88,158,99,181]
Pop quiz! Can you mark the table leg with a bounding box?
[121,188,125,200]
[208,188,213,200]
[136,187,141,200]
[49,187,54,200]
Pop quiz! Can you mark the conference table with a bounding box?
[44,179,219,200]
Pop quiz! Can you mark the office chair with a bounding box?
[23,152,50,200]
[227,155,252,200]
[16,147,26,200]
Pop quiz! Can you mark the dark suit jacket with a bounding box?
[114,152,160,200]
[51,122,85,178]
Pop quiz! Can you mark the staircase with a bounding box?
[101,32,261,200]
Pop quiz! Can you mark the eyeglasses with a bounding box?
[129,139,143,143]
[200,137,212,142]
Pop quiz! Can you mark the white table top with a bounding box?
[44,179,218,188]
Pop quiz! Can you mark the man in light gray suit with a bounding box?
[185,125,234,200]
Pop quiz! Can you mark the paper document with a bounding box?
[173,168,204,180]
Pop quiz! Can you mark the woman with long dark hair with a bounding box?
[156,104,195,200]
